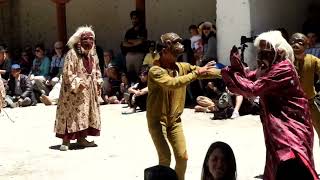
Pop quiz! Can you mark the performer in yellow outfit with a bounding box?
[147,32,221,180]
[290,33,320,143]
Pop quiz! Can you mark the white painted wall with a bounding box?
[217,0,313,67]
[216,0,253,66]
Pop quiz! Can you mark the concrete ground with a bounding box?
[0,104,319,180]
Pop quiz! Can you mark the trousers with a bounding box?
[148,119,188,180]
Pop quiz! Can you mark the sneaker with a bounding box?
[231,110,240,119]
[121,108,136,114]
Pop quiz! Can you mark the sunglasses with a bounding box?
[202,27,211,30]
[55,47,63,50]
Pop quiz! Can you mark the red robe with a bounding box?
[222,59,318,180]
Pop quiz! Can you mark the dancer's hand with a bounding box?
[196,61,215,75]
[230,46,244,72]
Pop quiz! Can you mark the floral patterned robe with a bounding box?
[54,49,103,137]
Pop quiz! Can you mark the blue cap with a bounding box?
[11,64,21,70]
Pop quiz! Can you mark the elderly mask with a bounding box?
[80,32,94,51]
[257,40,277,70]
[160,33,184,56]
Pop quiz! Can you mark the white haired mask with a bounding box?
[254,31,295,64]
[67,26,95,49]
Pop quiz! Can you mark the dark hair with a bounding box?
[189,24,198,31]
[139,64,150,75]
[276,28,289,42]
[35,43,45,52]
[0,45,6,53]
[130,10,140,19]
[201,141,237,180]
[144,165,178,180]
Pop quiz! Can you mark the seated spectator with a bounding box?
[122,66,149,114]
[201,141,237,180]
[143,41,160,66]
[305,31,320,58]
[0,76,5,109]
[144,165,178,180]
[47,41,65,87]
[39,77,61,106]
[30,44,50,95]
[0,45,12,81]
[120,72,129,103]
[19,50,33,75]
[102,64,122,104]
[5,64,36,108]
[195,82,258,119]
[103,50,113,72]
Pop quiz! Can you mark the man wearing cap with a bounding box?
[5,64,36,108]
[0,45,12,80]
[147,32,220,180]
[54,26,103,151]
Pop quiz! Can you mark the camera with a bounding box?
[240,36,257,45]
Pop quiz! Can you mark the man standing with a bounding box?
[5,64,36,108]
[122,10,147,83]
[147,32,220,180]
[54,26,103,151]
[222,31,318,179]
[290,33,320,147]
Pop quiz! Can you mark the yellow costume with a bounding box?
[147,62,220,180]
[294,54,320,141]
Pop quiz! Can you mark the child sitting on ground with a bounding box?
[102,64,122,104]
[122,65,149,114]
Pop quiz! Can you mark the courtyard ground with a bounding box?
[0,104,319,180]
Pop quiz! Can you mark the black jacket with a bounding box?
[7,74,33,99]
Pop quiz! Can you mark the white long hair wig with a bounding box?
[254,31,294,63]
[67,25,95,49]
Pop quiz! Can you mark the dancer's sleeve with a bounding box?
[314,56,320,78]
[63,51,85,93]
[149,66,198,89]
[187,63,221,79]
[222,63,294,97]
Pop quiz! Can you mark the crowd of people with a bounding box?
[0,10,263,119]
[0,6,320,180]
